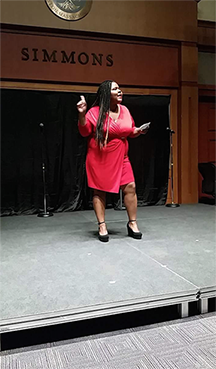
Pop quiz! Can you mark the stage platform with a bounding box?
[1,204,215,338]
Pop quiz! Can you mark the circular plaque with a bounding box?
[45,0,92,21]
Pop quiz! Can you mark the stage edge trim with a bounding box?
[0,291,200,334]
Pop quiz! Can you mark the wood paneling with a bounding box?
[199,85,216,97]
[1,1,197,42]
[180,86,199,203]
[209,140,216,162]
[0,81,99,93]
[181,45,198,83]
[1,30,179,87]
[209,106,216,132]
[179,41,199,204]
[198,20,216,49]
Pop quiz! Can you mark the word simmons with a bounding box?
[21,48,114,67]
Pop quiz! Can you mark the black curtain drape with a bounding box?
[1,90,170,215]
[124,95,171,206]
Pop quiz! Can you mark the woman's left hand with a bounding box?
[134,127,148,136]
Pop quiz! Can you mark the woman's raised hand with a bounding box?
[77,95,87,115]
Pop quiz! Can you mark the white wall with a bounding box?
[198,0,216,22]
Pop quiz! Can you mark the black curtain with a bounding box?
[1,89,170,215]
[124,95,170,206]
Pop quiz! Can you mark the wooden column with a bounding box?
[179,44,199,203]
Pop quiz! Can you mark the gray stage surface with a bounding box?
[1,204,215,333]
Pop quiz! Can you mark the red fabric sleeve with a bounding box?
[78,114,93,137]
[128,113,136,137]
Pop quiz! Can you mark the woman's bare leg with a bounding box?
[121,182,140,232]
[93,189,108,235]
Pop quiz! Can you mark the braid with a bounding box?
[93,80,112,147]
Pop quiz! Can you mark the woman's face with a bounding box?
[110,82,123,105]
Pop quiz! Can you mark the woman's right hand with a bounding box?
[77,95,87,115]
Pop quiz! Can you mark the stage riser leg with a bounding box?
[178,302,189,318]
[199,298,208,314]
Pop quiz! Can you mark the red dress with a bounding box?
[78,104,136,193]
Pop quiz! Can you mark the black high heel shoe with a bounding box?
[98,221,109,242]
[127,220,142,239]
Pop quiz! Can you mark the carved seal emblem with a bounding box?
[45,0,92,21]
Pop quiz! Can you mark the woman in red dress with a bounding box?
[77,80,148,242]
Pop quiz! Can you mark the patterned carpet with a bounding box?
[1,313,216,369]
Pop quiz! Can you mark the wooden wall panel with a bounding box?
[180,86,199,203]
[181,45,198,83]
[1,1,197,42]
[209,105,216,132]
[1,30,179,87]
[179,41,199,204]
[198,20,216,49]
[199,85,216,97]
[209,140,216,162]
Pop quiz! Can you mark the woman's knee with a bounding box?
[122,182,136,194]
[93,189,106,200]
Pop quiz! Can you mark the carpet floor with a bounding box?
[1,313,216,369]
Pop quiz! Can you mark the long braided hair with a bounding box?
[92,80,113,147]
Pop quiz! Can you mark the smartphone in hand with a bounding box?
[139,122,151,131]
